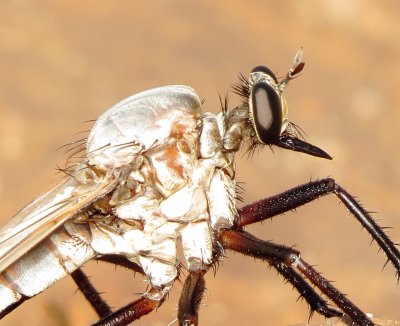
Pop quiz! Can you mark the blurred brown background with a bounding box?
[0,1,399,325]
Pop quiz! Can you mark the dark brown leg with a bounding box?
[70,255,144,320]
[219,229,374,326]
[91,287,168,326]
[71,268,112,318]
[236,178,400,277]
[268,260,342,318]
[96,254,144,274]
[178,270,206,326]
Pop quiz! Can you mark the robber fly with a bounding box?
[0,50,399,326]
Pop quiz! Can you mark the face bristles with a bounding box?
[232,73,251,100]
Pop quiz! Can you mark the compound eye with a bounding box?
[250,82,282,144]
[251,65,278,83]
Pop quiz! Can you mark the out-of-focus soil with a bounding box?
[0,1,399,325]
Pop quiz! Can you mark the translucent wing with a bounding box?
[0,172,118,273]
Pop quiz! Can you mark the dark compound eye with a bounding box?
[250,82,282,144]
[251,65,278,83]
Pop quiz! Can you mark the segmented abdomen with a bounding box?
[0,222,95,315]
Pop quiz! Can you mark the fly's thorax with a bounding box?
[148,134,199,196]
[86,85,202,170]
[89,130,236,282]
[83,87,239,287]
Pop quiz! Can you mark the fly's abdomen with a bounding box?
[0,222,95,314]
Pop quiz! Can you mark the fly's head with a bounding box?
[233,49,332,160]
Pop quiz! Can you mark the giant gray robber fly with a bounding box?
[0,50,399,325]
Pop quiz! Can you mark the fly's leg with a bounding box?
[71,255,144,319]
[268,260,342,318]
[219,229,374,326]
[92,256,168,326]
[96,254,144,274]
[219,228,342,320]
[91,286,169,326]
[178,270,206,326]
[236,178,400,276]
[71,268,112,318]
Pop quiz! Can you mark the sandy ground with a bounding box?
[0,1,400,325]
